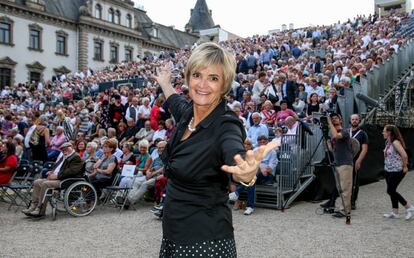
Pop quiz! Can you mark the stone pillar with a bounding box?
[78,25,89,71]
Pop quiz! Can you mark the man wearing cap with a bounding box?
[22,142,84,217]
[327,113,354,218]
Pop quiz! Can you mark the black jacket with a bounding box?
[57,153,84,180]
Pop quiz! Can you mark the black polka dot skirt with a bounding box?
[159,237,237,257]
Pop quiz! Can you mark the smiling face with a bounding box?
[189,65,224,108]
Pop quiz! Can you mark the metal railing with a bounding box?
[275,122,325,208]
[98,77,146,92]
[356,38,414,114]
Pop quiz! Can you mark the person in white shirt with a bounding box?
[232,106,248,132]
[23,117,36,160]
[252,72,267,104]
[305,78,325,101]
[152,120,167,142]
[226,94,241,110]
[138,97,151,128]
[285,116,299,135]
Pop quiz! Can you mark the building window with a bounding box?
[125,48,133,62]
[28,24,43,51]
[0,17,14,46]
[110,44,118,63]
[30,71,41,83]
[95,4,102,19]
[26,61,45,83]
[115,10,121,24]
[126,14,132,28]
[153,28,158,38]
[108,8,114,23]
[29,30,40,49]
[0,23,10,44]
[55,30,68,56]
[94,40,104,61]
[0,68,11,89]
[56,35,65,54]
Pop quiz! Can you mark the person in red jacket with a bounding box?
[150,97,165,131]
[0,141,18,184]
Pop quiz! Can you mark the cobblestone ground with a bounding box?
[1,172,414,258]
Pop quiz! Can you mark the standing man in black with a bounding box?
[109,94,125,129]
[236,53,248,75]
[281,74,298,110]
[349,114,369,210]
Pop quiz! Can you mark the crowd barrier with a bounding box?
[271,121,325,208]
[98,77,146,92]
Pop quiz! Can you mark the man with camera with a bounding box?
[327,113,354,218]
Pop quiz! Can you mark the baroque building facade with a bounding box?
[0,0,199,87]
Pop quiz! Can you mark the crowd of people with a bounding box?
[0,11,414,222]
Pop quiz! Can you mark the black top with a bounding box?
[350,128,369,159]
[307,103,320,116]
[162,94,246,245]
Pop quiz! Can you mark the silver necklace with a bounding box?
[188,117,196,132]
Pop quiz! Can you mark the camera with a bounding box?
[315,115,330,138]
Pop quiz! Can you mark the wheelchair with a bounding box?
[44,177,97,220]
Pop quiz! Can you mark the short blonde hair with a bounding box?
[108,127,116,136]
[185,42,236,98]
[264,100,273,108]
[86,142,98,152]
[138,139,149,149]
[142,97,150,104]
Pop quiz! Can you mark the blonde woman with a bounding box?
[155,42,278,257]
[137,97,151,128]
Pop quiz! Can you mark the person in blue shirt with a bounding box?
[229,135,278,215]
[248,112,269,147]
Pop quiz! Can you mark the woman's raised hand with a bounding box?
[153,64,175,99]
[153,65,172,88]
[221,140,279,183]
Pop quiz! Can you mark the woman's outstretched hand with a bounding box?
[221,140,280,183]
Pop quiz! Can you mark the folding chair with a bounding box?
[42,161,56,178]
[0,164,33,210]
[43,161,56,171]
[102,165,137,212]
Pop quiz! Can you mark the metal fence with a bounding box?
[276,122,325,208]
[98,77,146,92]
[356,38,414,114]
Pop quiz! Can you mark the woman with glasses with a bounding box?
[89,138,118,198]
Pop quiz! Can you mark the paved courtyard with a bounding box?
[1,172,414,258]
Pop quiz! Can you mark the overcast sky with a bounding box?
[133,0,388,37]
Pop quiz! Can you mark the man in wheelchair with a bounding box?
[22,142,84,217]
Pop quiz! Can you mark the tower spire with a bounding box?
[185,0,215,34]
